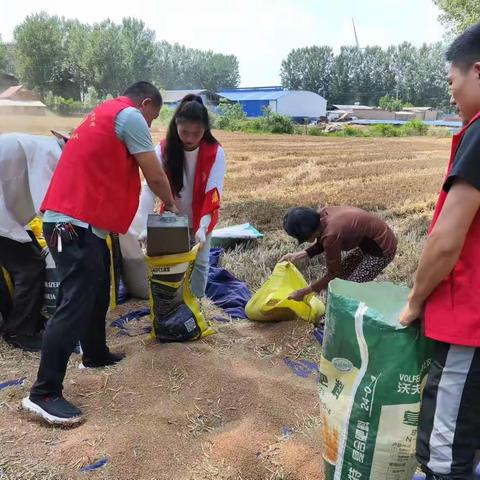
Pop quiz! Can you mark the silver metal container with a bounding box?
[146,213,190,256]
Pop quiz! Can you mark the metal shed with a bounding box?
[218,87,327,120]
[162,89,220,109]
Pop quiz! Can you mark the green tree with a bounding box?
[47,19,88,100]
[315,46,391,105]
[378,95,404,111]
[327,43,448,108]
[412,42,449,108]
[11,13,238,98]
[121,18,158,85]
[356,46,395,105]
[260,107,294,134]
[83,20,129,96]
[3,43,18,75]
[14,12,66,96]
[191,50,240,90]
[156,41,192,89]
[0,36,7,72]
[384,42,449,107]
[156,42,240,90]
[280,46,334,97]
[63,20,92,99]
[215,101,246,130]
[433,0,480,34]
[13,14,87,98]
[386,42,419,104]
[329,46,360,104]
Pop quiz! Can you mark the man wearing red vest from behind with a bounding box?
[400,25,480,480]
[22,82,176,426]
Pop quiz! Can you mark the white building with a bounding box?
[218,87,327,120]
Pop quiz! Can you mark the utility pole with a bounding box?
[352,18,360,49]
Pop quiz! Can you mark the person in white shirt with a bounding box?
[0,131,67,351]
[150,94,226,298]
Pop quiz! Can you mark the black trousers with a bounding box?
[31,223,111,398]
[418,341,480,480]
[0,233,45,336]
[0,269,10,329]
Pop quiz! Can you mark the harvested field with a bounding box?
[0,115,450,479]
[0,113,80,137]
[220,133,447,220]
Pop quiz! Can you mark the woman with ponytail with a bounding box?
[153,94,226,298]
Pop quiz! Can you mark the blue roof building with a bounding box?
[218,86,327,120]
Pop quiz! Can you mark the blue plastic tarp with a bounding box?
[0,377,25,390]
[206,248,252,320]
[112,248,251,333]
[80,457,108,473]
[117,279,130,305]
[351,119,462,128]
[218,90,287,102]
[111,308,151,336]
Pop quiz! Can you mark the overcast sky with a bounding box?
[2,0,445,86]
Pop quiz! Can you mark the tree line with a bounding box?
[280,1,480,109]
[1,2,479,108]
[280,43,451,108]
[0,12,240,100]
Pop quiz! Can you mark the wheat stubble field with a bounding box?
[0,115,449,480]
[217,131,448,291]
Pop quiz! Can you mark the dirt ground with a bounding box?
[0,114,451,479]
[0,302,323,480]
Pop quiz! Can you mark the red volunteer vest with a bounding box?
[425,111,480,346]
[41,96,141,234]
[160,140,220,233]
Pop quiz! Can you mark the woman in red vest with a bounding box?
[400,24,480,480]
[155,94,226,298]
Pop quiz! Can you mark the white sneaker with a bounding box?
[22,396,83,425]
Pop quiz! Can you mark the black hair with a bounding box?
[446,22,480,72]
[123,81,163,107]
[283,207,321,244]
[164,94,218,197]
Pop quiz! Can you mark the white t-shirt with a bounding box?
[176,147,199,222]
[146,144,226,229]
[0,133,62,242]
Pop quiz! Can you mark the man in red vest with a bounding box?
[22,82,176,425]
[400,25,480,480]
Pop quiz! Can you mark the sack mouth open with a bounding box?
[328,279,410,330]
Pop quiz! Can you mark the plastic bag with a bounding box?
[319,279,433,480]
[0,268,13,326]
[211,223,263,249]
[212,223,263,240]
[119,232,149,299]
[146,245,215,342]
[245,261,325,323]
[27,217,47,249]
[1,267,13,297]
[105,234,121,311]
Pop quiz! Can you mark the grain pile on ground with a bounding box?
[1,302,323,480]
[0,115,450,479]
